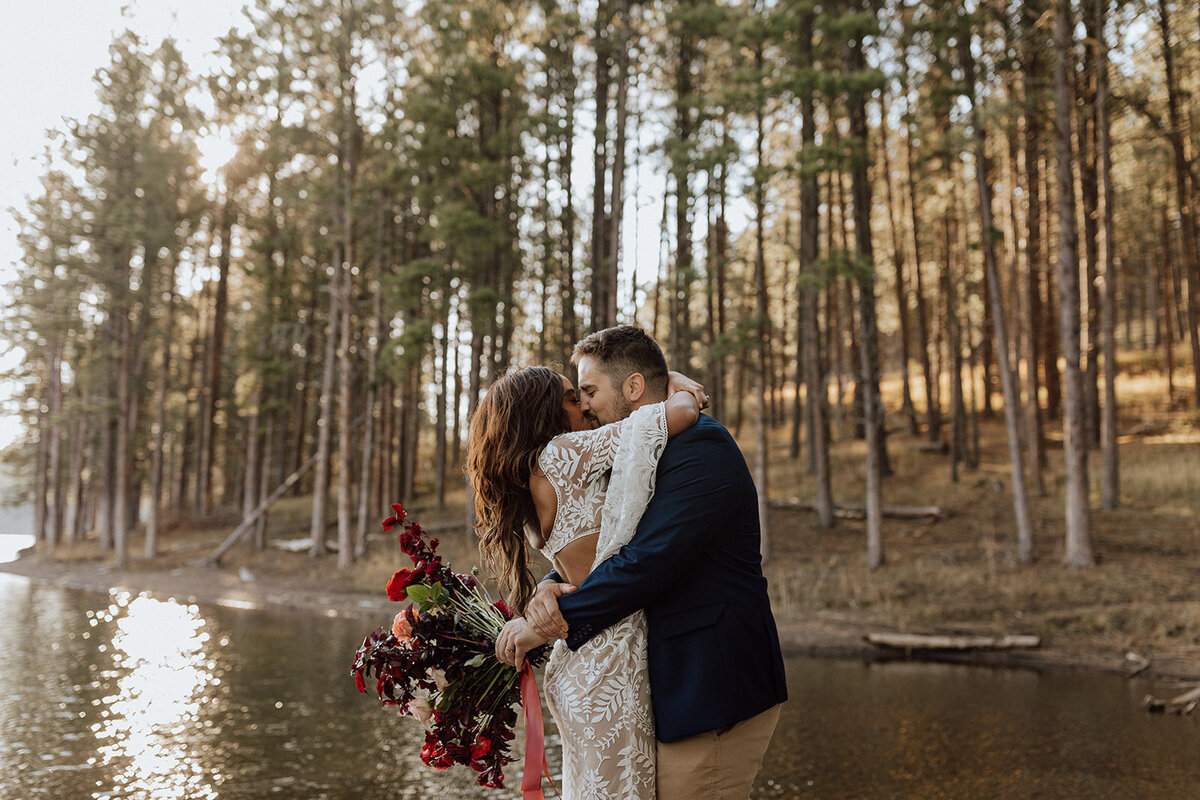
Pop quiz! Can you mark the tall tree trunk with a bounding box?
[242,380,263,545]
[1042,157,1063,418]
[960,9,1035,563]
[46,340,65,549]
[591,0,613,331]
[1054,0,1094,566]
[882,114,918,435]
[945,215,967,483]
[255,419,275,550]
[846,18,884,567]
[670,2,696,370]
[751,38,770,562]
[199,207,231,513]
[561,73,579,359]
[434,302,450,511]
[1161,207,1177,398]
[902,48,939,442]
[112,256,133,568]
[66,399,88,548]
[336,8,359,571]
[798,22,834,525]
[1022,59,1048,495]
[145,251,178,558]
[1080,10,1102,445]
[1097,0,1120,510]
[356,274,382,558]
[607,0,631,326]
[309,260,339,559]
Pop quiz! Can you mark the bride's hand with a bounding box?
[667,370,709,410]
[495,617,548,668]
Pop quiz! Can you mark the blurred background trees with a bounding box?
[5,0,1199,569]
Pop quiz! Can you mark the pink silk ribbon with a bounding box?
[520,663,559,800]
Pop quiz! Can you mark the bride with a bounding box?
[466,364,703,798]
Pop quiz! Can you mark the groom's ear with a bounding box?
[623,373,646,403]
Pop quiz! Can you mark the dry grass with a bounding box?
[757,347,1200,661]
[25,346,1200,671]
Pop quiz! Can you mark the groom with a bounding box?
[519,324,787,799]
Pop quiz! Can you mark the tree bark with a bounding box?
[607,0,631,327]
[199,205,231,514]
[1021,40,1049,495]
[357,274,382,557]
[309,262,338,559]
[846,17,884,568]
[960,7,1035,563]
[751,38,771,562]
[1096,0,1120,509]
[901,48,939,442]
[1054,0,1094,566]
[880,97,918,434]
[798,18,833,526]
[591,0,613,331]
[146,250,178,559]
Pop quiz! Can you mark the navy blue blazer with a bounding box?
[552,413,788,743]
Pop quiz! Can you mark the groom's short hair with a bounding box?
[572,325,669,397]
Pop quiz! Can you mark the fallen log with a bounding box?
[1143,685,1200,716]
[769,499,943,520]
[864,632,1041,651]
[206,454,316,565]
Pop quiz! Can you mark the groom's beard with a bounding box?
[588,393,633,427]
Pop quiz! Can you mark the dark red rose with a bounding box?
[382,503,407,532]
[386,568,416,602]
[470,737,491,760]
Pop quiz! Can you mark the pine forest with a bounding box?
[5,0,1199,585]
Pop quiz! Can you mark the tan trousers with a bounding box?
[656,704,782,800]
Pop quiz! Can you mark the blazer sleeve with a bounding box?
[557,422,747,649]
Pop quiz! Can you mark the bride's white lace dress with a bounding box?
[535,404,668,800]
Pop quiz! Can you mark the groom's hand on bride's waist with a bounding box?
[527,581,575,640]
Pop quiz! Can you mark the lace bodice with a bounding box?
[540,404,668,800]
[536,421,625,558]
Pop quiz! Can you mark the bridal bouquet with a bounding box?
[351,504,549,789]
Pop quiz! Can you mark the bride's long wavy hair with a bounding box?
[466,366,570,614]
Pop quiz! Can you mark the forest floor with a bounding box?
[4,350,1200,685]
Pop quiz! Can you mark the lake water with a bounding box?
[0,543,1196,799]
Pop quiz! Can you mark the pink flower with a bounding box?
[392,610,413,642]
[407,696,433,724]
[429,667,449,691]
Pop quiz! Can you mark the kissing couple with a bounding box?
[466,325,787,799]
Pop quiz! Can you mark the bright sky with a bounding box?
[0,0,251,447]
[0,0,714,448]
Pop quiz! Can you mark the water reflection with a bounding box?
[93,592,218,799]
[0,571,1196,799]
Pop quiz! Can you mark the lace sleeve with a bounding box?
[537,422,625,494]
[594,403,668,566]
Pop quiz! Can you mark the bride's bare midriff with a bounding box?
[530,473,598,587]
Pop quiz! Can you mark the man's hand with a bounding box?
[495,617,548,668]
[525,580,575,639]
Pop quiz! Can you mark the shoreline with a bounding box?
[4,553,1196,684]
